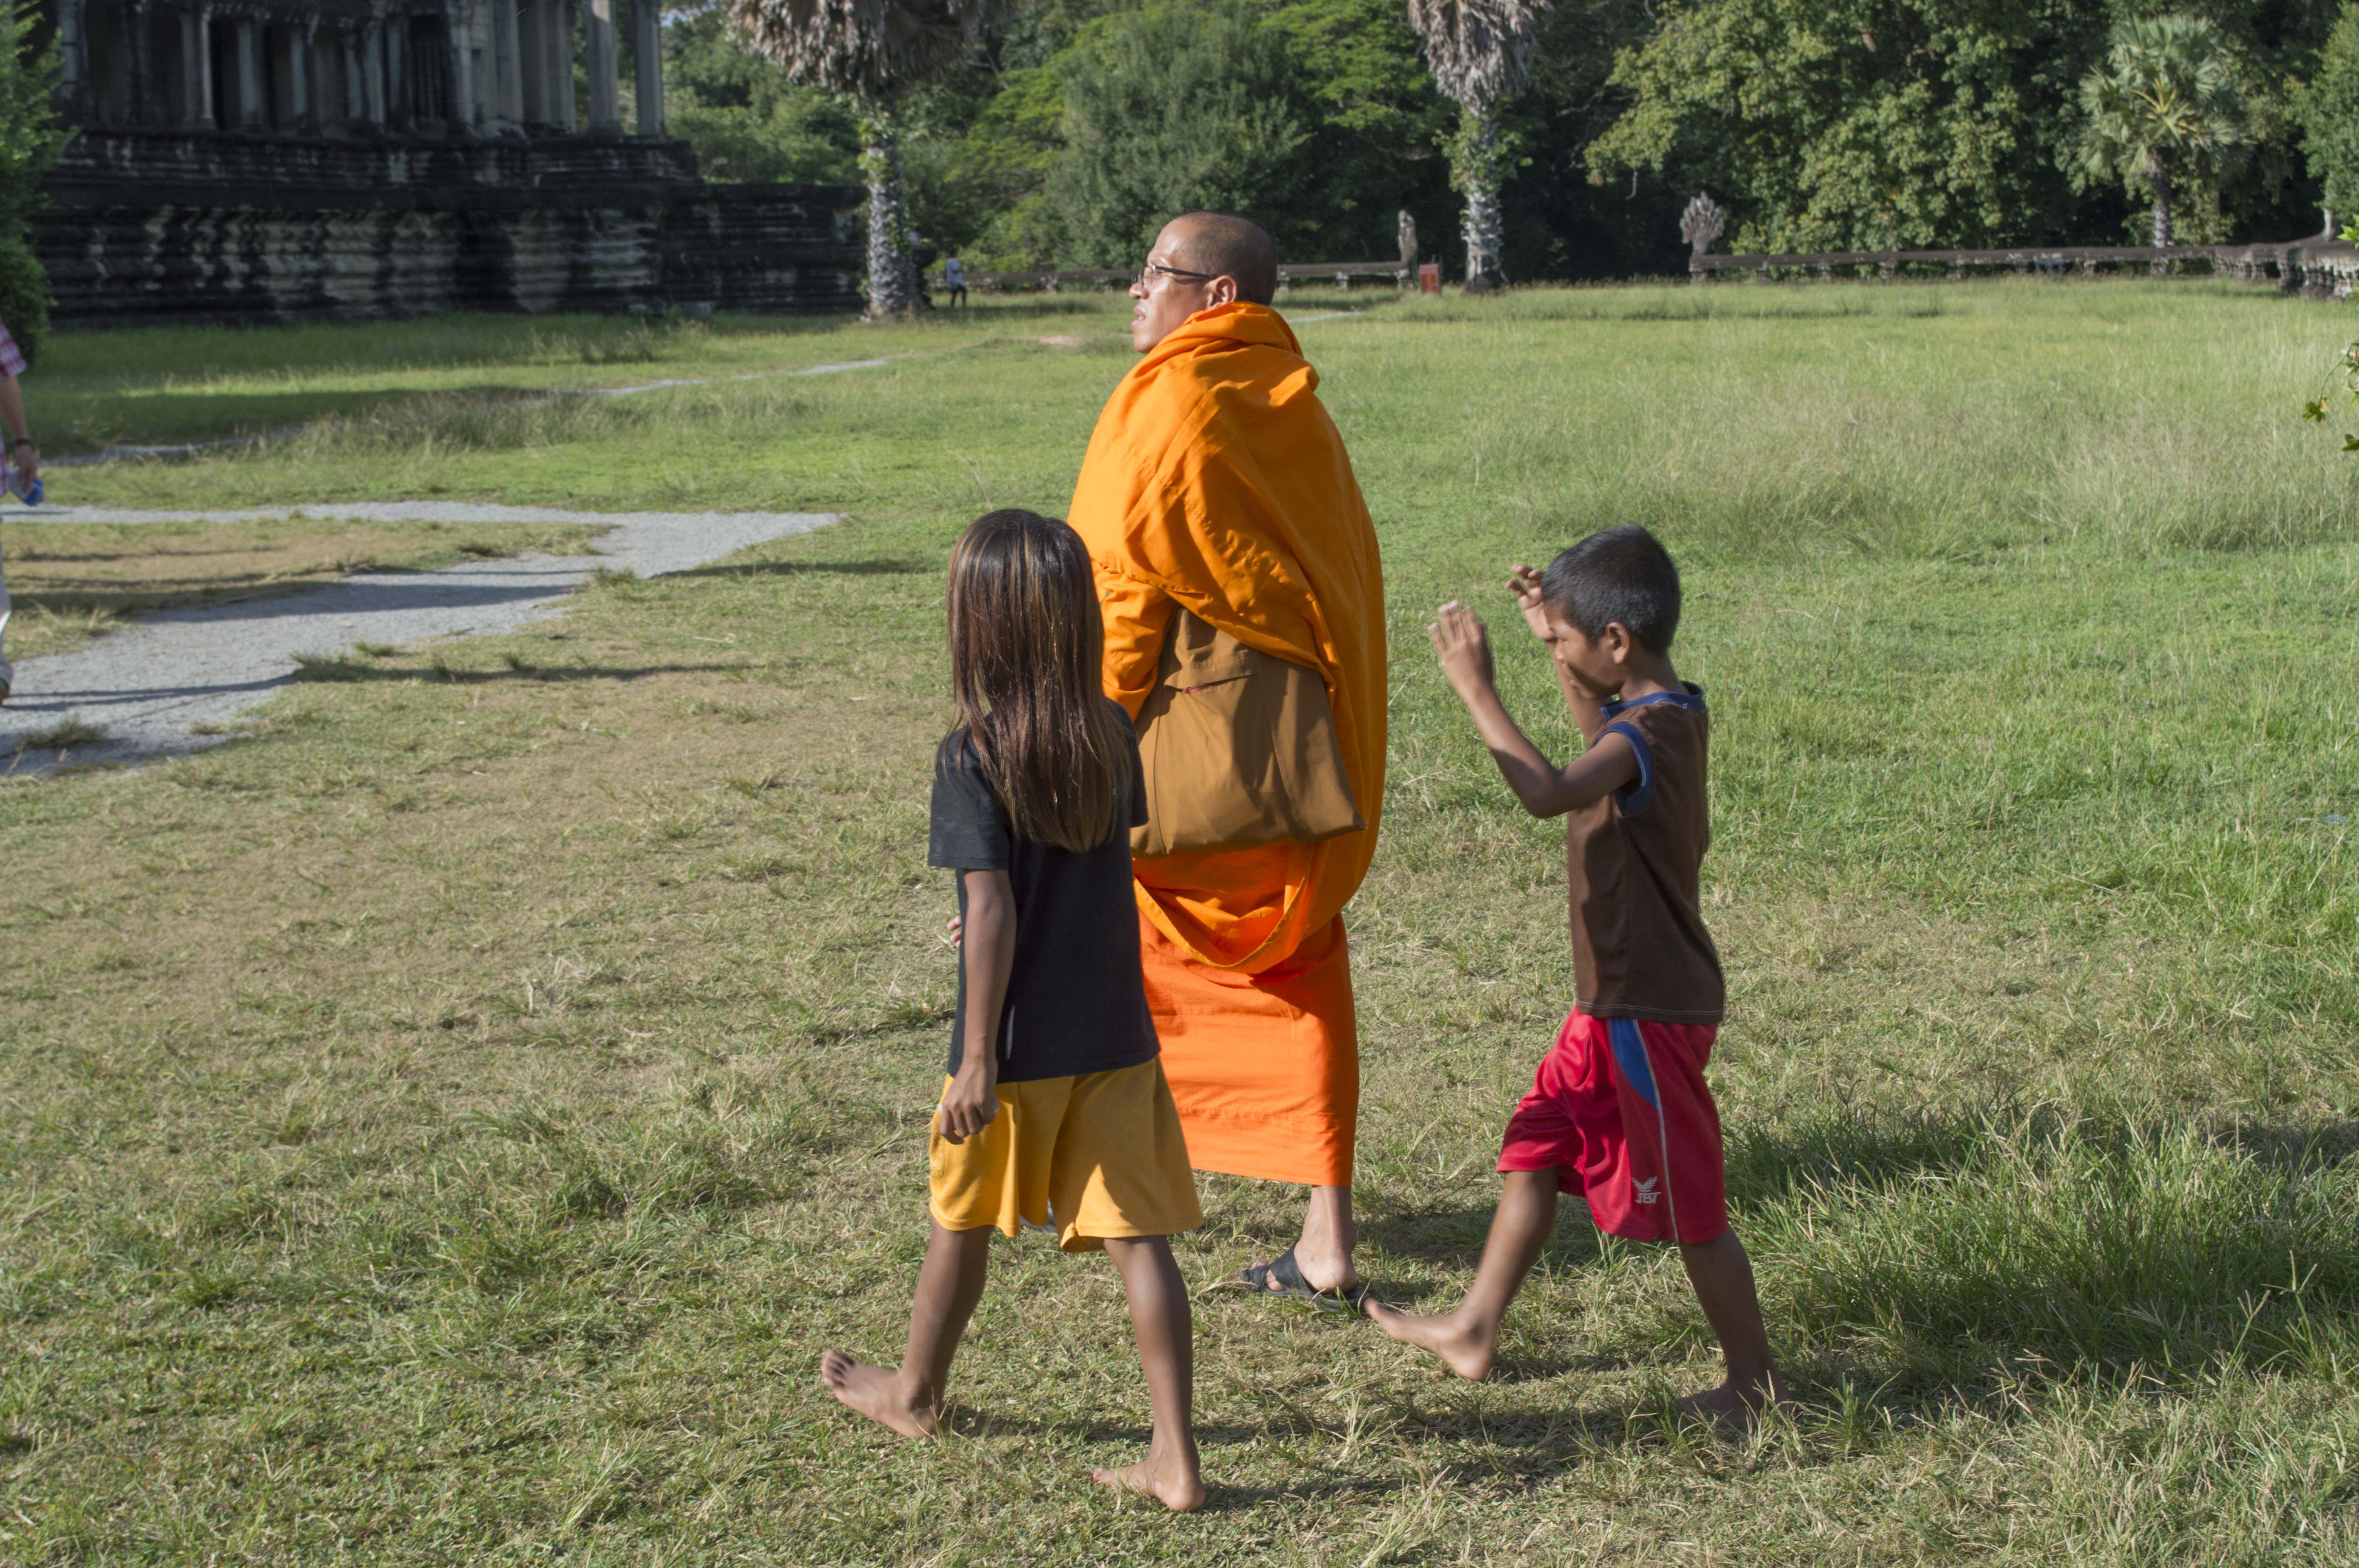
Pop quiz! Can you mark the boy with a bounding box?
[1368,526,1787,1423]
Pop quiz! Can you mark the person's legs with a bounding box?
[1674,1229,1789,1422]
[1365,1168,1558,1379]
[1091,1235,1205,1511]
[0,521,14,701]
[818,1218,991,1439]
[1286,1183,1357,1293]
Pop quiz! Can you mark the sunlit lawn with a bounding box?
[2,280,2356,1564]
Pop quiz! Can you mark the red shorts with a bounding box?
[1498,1010,1727,1245]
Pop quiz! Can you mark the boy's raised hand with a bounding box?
[1428,601,1497,700]
[1508,565,1553,642]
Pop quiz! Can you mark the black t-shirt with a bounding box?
[926,706,1159,1082]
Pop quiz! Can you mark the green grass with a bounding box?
[2,280,2357,1563]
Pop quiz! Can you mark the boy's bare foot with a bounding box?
[1675,1367,1794,1429]
[1363,1300,1498,1381]
[1090,1450,1206,1512]
[818,1349,941,1440]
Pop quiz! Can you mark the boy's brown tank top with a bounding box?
[1565,685,1724,1024]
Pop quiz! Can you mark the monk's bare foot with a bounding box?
[1090,1447,1205,1512]
[1675,1367,1794,1430]
[1363,1300,1498,1381]
[818,1349,941,1439]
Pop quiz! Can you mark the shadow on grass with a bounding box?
[665,558,925,580]
[290,659,754,685]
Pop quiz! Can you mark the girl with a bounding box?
[818,509,1205,1511]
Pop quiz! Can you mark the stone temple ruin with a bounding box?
[37,0,864,325]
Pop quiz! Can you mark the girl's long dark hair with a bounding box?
[947,510,1133,853]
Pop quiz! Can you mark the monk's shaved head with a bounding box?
[1165,212,1278,305]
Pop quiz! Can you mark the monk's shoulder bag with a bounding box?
[1130,607,1364,858]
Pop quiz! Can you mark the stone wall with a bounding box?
[34,129,865,326]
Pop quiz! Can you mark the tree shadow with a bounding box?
[284,659,752,686]
[663,558,925,580]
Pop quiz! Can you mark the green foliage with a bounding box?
[1044,0,1316,266]
[1044,0,1457,267]
[1590,0,2338,255]
[662,7,858,183]
[2075,14,2251,246]
[2293,2,2359,211]
[0,0,67,361]
[1591,0,2122,252]
[652,0,2352,273]
[902,65,1069,267]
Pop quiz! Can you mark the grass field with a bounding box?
[3,281,2357,1564]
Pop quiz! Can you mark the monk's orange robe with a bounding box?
[1068,303,1385,1187]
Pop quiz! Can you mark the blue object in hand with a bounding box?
[8,475,37,505]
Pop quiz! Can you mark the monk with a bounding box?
[1066,212,1386,1305]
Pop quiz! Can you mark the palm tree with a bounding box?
[725,0,996,316]
[1407,0,1550,292]
[2076,14,2250,275]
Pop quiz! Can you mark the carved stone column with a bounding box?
[555,0,578,132]
[179,12,206,125]
[518,0,545,122]
[363,21,388,125]
[449,11,475,132]
[56,0,88,123]
[235,16,264,130]
[290,22,313,130]
[384,17,408,129]
[584,0,620,133]
[493,0,522,122]
[342,28,365,128]
[196,9,218,127]
[124,0,153,125]
[633,0,661,136]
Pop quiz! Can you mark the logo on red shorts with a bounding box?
[1633,1177,1660,1205]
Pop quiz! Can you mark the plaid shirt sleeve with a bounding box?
[0,320,23,379]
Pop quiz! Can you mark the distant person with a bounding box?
[819,509,1207,1512]
[1370,528,1789,1425]
[1067,212,1386,1310]
[0,312,36,706]
[944,254,967,308]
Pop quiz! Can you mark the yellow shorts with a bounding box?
[929,1058,1204,1253]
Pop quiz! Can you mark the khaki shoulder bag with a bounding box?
[1130,607,1364,857]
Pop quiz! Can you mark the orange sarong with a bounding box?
[1069,302,1385,1187]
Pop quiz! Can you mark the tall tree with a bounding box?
[725,0,998,315]
[1407,0,1551,290]
[2075,14,2251,268]
[2294,2,2359,231]
[1046,1,1314,266]
[0,0,67,361]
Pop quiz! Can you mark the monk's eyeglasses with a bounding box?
[1136,260,1220,289]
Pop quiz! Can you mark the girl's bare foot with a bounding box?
[1363,1300,1498,1381]
[818,1349,941,1439]
[1675,1367,1793,1428]
[1090,1450,1206,1512]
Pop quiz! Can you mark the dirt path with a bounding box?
[1,503,838,776]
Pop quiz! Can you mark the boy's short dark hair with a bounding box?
[1539,526,1681,655]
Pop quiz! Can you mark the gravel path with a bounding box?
[1,504,838,776]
